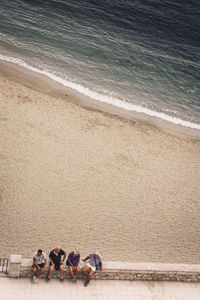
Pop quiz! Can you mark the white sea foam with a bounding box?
[1,54,200,130]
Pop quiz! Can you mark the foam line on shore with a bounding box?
[0,54,200,130]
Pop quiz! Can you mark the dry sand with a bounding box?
[0,62,200,263]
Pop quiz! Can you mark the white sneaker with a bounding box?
[33,276,38,284]
[33,276,36,283]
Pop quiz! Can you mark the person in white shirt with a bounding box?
[82,251,103,286]
[32,249,47,283]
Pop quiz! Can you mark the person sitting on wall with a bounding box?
[66,250,80,283]
[32,249,47,283]
[82,251,103,286]
[47,246,66,282]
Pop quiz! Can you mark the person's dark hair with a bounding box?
[37,249,42,254]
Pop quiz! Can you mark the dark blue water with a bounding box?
[0,0,200,128]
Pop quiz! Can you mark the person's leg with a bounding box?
[32,266,37,276]
[74,266,79,276]
[83,265,90,278]
[84,270,94,286]
[87,269,94,281]
[36,267,44,279]
[48,265,54,279]
[69,266,75,280]
[60,264,64,280]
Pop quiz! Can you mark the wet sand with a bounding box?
[0,62,200,263]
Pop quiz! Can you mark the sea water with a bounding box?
[0,0,200,129]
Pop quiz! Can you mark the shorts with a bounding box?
[86,263,96,272]
[66,260,77,268]
[66,261,73,268]
[32,263,44,269]
[49,262,60,270]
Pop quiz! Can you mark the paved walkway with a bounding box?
[1,277,200,300]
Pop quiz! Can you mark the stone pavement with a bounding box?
[0,277,200,300]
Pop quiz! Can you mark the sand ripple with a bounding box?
[0,69,200,263]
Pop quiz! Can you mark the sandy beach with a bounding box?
[0,62,200,263]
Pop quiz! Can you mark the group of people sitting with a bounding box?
[32,246,102,287]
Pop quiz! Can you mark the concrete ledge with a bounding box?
[18,259,200,282]
[8,255,22,278]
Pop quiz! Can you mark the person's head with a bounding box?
[72,250,79,257]
[94,250,99,259]
[37,249,42,256]
[55,246,61,254]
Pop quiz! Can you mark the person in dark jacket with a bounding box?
[47,246,66,281]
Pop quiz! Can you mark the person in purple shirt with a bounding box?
[82,251,103,286]
[66,250,80,283]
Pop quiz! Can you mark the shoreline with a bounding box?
[0,59,199,139]
[1,59,200,263]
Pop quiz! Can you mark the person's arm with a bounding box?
[62,253,66,263]
[33,258,40,270]
[49,257,55,266]
[68,258,74,268]
[77,257,80,266]
[60,250,66,264]
[49,252,55,267]
[44,258,47,267]
[99,261,103,271]
[83,256,90,262]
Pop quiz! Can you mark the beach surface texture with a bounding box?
[1,277,200,300]
[0,64,200,263]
